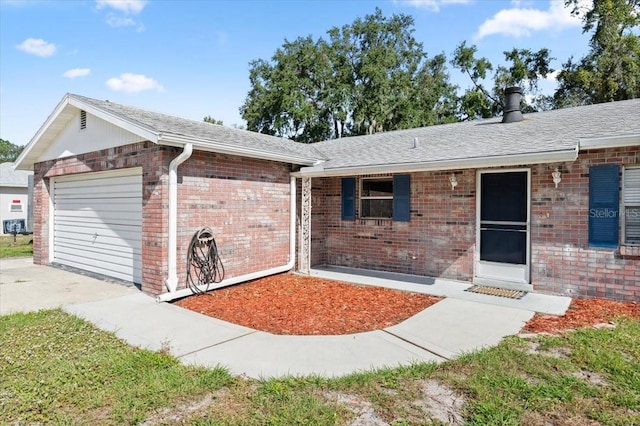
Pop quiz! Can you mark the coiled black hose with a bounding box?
[186,227,224,295]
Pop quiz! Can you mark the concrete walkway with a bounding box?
[1,258,572,379]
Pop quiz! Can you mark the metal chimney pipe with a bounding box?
[502,86,523,123]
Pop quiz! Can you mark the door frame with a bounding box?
[475,168,532,290]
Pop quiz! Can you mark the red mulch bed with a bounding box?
[175,273,640,336]
[524,298,640,333]
[175,274,440,335]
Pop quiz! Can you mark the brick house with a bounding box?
[15,94,640,302]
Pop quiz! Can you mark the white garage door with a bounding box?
[53,168,142,284]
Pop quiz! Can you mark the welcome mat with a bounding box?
[465,285,527,299]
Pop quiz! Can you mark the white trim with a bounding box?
[579,134,640,151]
[165,144,193,293]
[159,135,318,166]
[48,178,55,263]
[622,165,640,246]
[475,168,531,287]
[293,150,577,178]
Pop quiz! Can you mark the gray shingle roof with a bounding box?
[0,162,32,187]
[69,94,327,164]
[311,98,640,170]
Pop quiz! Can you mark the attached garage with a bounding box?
[51,168,142,284]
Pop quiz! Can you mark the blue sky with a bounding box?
[0,0,592,146]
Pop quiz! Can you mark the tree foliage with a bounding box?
[240,8,458,142]
[451,41,555,120]
[555,0,640,107]
[203,116,223,125]
[0,139,24,163]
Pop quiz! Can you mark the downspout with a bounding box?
[157,175,297,302]
[165,143,193,293]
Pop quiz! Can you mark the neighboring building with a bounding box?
[0,162,32,235]
[14,93,640,302]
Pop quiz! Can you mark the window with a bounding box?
[623,166,640,245]
[588,164,620,248]
[361,178,393,218]
[340,175,410,222]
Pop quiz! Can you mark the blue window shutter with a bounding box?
[341,177,356,220]
[589,164,620,248]
[393,174,411,222]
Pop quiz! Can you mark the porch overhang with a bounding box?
[292,149,578,178]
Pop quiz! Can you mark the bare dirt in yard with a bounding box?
[174,274,440,335]
[175,273,640,336]
[524,298,640,334]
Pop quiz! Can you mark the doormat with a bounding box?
[465,285,527,299]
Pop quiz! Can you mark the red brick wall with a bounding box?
[33,142,293,296]
[531,147,640,301]
[175,150,292,289]
[311,170,476,281]
[310,147,640,302]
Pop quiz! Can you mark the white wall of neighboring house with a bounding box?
[0,162,32,235]
[0,186,29,234]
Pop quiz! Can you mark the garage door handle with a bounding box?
[92,232,98,243]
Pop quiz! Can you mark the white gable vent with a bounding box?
[80,110,87,130]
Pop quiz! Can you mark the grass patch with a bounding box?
[0,310,233,425]
[1,310,639,425]
[0,234,33,258]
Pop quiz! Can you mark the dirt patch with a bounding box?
[323,391,388,426]
[140,391,224,425]
[572,371,608,387]
[415,379,466,426]
[524,299,640,334]
[175,274,440,335]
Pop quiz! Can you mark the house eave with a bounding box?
[159,135,320,166]
[14,94,160,171]
[292,149,578,178]
[579,134,640,151]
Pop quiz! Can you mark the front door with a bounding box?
[476,170,530,286]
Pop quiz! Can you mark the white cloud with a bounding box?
[397,0,472,12]
[543,69,561,82]
[106,15,135,27]
[63,68,91,78]
[95,0,147,14]
[106,73,164,93]
[475,0,588,39]
[16,38,56,57]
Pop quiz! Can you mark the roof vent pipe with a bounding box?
[502,86,524,123]
[412,137,419,149]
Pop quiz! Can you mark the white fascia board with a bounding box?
[14,95,159,171]
[14,95,71,170]
[159,134,319,166]
[293,149,578,177]
[579,134,640,151]
[67,98,159,143]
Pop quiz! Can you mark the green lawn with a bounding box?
[1,310,638,425]
[0,234,33,258]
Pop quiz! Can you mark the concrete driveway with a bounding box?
[0,257,137,315]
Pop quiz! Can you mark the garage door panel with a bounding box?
[55,257,142,283]
[53,169,142,284]
[55,245,138,268]
[54,223,142,241]
[55,216,140,228]
[54,239,141,258]
[55,201,142,212]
